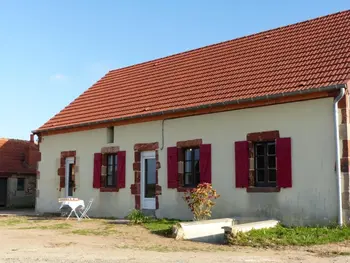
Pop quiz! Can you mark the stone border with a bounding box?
[246,131,280,190]
[57,151,77,192]
[176,139,203,192]
[131,142,161,209]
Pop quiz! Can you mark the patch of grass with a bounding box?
[19,223,72,230]
[71,224,118,236]
[143,218,180,237]
[0,217,29,226]
[126,209,149,224]
[228,224,350,247]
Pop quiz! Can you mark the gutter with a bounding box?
[333,87,346,226]
[32,84,346,135]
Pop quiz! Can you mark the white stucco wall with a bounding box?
[36,98,337,225]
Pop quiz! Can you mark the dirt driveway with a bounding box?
[0,216,349,263]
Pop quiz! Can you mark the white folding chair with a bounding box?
[78,198,94,220]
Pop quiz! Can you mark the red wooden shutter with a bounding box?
[93,153,102,188]
[235,141,249,188]
[167,147,178,188]
[117,151,126,188]
[200,144,212,184]
[276,137,292,188]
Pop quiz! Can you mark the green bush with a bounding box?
[126,209,149,224]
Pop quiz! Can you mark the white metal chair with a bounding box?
[78,198,94,220]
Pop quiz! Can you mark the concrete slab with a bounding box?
[173,218,234,244]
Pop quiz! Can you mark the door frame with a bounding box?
[140,151,156,210]
[65,157,75,197]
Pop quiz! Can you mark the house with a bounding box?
[0,136,40,208]
[33,10,350,225]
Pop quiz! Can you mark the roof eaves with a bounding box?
[33,83,347,134]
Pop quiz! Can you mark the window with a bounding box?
[106,154,117,187]
[17,178,25,191]
[254,142,276,187]
[183,148,200,187]
[107,127,114,144]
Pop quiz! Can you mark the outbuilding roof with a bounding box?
[36,10,350,133]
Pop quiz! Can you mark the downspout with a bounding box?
[334,87,345,226]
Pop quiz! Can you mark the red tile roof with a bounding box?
[36,10,350,132]
[0,138,39,175]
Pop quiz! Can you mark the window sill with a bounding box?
[246,187,280,193]
[100,187,119,192]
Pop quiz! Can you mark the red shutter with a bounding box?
[235,141,249,188]
[276,137,292,188]
[200,144,212,184]
[93,153,102,188]
[167,147,178,188]
[117,151,126,188]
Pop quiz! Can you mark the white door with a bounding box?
[65,157,75,197]
[141,151,156,210]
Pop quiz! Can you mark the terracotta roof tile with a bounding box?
[0,138,39,175]
[37,10,350,132]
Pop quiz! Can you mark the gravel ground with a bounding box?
[0,217,349,263]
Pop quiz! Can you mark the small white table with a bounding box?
[58,198,85,220]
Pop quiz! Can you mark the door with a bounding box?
[65,157,75,197]
[0,178,7,207]
[141,151,156,210]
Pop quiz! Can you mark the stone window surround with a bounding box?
[176,139,203,192]
[57,151,77,192]
[100,146,120,192]
[131,142,162,210]
[246,131,281,193]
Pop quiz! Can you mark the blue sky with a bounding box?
[0,0,348,140]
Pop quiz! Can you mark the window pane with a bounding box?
[184,173,192,185]
[107,165,113,175]
[145,158,156,198]
[194,148,200,160]
[17,178,25,191]
[269,169,276,182]
[107,155,114,165]
[268,156,276,168]
[185,149,192,160]
[107,175,113,186]
[195,173,200,185]
[256,170,265,182]
[268,143,276,155]
[194,160,199,173]
[114,155,118,169]
[185,161,192,173]
[256,156,265,169]
[256,144,264,156]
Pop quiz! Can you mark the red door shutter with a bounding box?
[117,151,126,188]
[276,138,292,188]
[93,153,102,188]
[235,141,249,188]
[167,147,178,188]
[200,144,212,184]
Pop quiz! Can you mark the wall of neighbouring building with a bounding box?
[6,175,36,208]
[36,98,338,225]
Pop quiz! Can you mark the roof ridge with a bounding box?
[0,138,33,143]
[109,9,349,74]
